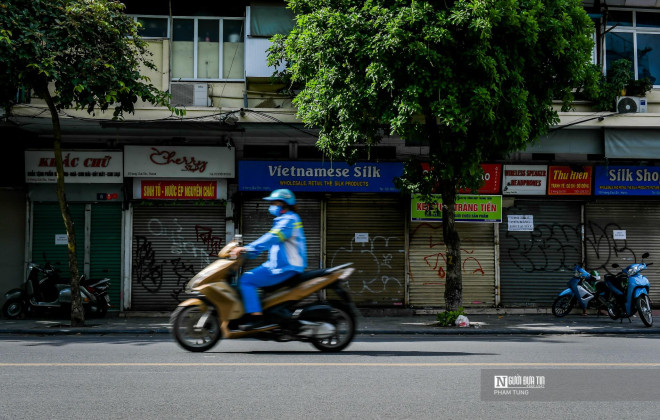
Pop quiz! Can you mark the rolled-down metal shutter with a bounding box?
[31,203,85,278]
[326,194,405,307]
[409,222,495,308]
[241,194,322,271]
[89,203,122,310]
[585,200,660,305]
[131,203,226,310]
[499,200,582,306]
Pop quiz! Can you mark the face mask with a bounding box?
[268,205,282,217]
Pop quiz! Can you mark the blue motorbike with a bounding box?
[604,252,653,327]
[552,265,607,317]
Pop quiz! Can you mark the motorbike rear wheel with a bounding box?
[311,305,355,352]
[551,295,574,317]
[171,305,221,352]
[2,298,25,319]
[636,295,653,327]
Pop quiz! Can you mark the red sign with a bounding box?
[548,166,592,195]
[140,180,218,200]
[421,163,501,194]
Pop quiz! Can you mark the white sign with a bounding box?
[25,151,123,184]
[55,234,68,245]
[502,165,547,195]
[124,145,235,178]
[354,233,369,243]
[613,230,627,240]
[508,215,534,231]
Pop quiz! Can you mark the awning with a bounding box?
[605,129,660,158]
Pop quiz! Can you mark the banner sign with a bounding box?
[133,179,225,200]
[411,194,502,223]
[421,163,502,194]
[594,165,660,196]
[238,161,403,192]
[25,150,123,184]
[124,146,234,178]
[502,165,547,195]
[548,166,592,195]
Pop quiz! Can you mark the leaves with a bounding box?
[0,0,181,118]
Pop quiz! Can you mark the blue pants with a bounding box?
[238,265,298,313]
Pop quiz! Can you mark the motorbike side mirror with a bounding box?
[642,252,650,259]
[611,263,619,269]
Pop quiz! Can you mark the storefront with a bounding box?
[408,167,501,308]
[238,160,406,307]
[125,146,233,311]
[498,165,588,306]
[585,165,660,304]
[24,150,124,310]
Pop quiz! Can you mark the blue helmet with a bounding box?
[263,189,296,206]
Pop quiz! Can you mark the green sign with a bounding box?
[411,194,502,223]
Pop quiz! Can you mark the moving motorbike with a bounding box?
[603,252,653,327]
[552,264,607,317]
[2,257,111,319]
[170,235,358,353]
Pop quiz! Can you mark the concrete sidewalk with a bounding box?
[1,310,659,336]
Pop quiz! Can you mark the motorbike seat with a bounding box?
[260,264,352,294]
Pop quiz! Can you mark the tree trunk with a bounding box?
[423,107,463,311]
[440,183,462,311]
[40,88,85,327]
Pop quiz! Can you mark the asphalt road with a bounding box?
[1,334,659,419]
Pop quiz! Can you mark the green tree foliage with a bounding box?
[270,0,595,310]
[0,0,181,325]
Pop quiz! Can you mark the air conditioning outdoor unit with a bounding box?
[616,96,647,114]
[170,83,210,107]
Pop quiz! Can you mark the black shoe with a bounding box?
[239,316,275,331]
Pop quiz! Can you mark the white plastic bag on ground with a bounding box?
[455,315,470,327]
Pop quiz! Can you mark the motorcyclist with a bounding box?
[230,189,307,330]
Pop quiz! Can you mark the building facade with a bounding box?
[2,1,660,313]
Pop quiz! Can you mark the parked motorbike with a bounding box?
[552,264,608,317]
[170,235,358,353]
[603,252,653,327]
[2,257,111,319]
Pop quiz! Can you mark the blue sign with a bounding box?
[594,165,660,196]
[238,161,404,192]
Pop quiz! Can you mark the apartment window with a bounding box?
[170,17,244,81]
[606,9,660,86]
[136,16,169,38]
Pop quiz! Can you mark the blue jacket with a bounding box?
[245,211,307,274]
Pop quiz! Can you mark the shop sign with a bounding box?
[25,150,123,183]
[594,165,660,196]
[411,194,502,223]
[238,161,403,192]
[124,146,234,178]
[502,165,547,195]
[134,180,223,200]
[421,163,502,194]
[548,166,592,195]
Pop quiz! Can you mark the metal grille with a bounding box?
[498,200,582,306]
[409,222,495,308]
[131,203,226,311]
[585,200,660,305]
[241,194,322,271]
[326,194,405,306]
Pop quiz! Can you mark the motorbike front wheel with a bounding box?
[311,305,355,353]
[2,298,25,319]
[171,305,221,352]
[551,295,574,317]
[636,295,653,327]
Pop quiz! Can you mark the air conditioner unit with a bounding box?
[616,96,647,114]
[170,83,210,107]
